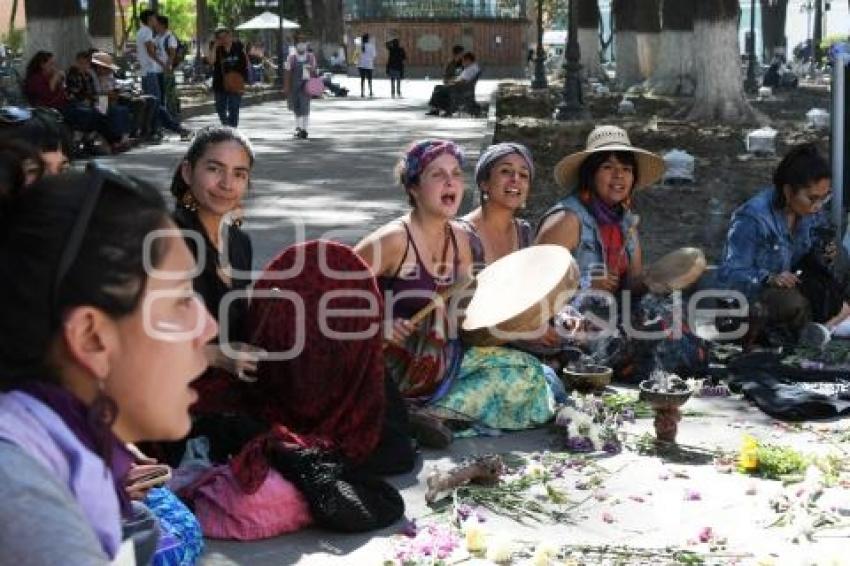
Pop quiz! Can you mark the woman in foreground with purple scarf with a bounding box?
[0,165,217,564]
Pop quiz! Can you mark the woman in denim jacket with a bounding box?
[719,143,849,341]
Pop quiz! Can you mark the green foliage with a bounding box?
[159,0,197,42]
[754,444,808,480]
[1,28,24,55]
[820,33,849,50]
[207,0,256,33]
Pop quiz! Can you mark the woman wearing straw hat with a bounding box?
[536,125,665,295]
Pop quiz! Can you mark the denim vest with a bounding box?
[540,195,639,287]
[718,187,825,299]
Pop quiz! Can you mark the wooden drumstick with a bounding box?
[407,277,474,329]
[383,277,474,348]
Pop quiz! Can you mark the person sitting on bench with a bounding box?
[426,52,480,117]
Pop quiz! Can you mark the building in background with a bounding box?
[343,0,529,78]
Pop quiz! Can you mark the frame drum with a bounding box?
[461,245,580,346]
[643,247,707,295]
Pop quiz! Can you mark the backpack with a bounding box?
[171,32,187,66]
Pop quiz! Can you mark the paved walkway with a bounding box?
[104,78,850,566]
[104,77,498,268]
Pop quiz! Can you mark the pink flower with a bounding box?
[684,489,702,501]
[602,512,615,523]
[698,527,713,543]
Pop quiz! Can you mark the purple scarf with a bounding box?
[18,381,134,514]
[589,197,624,226]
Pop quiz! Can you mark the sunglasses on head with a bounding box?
[51,161,152,315]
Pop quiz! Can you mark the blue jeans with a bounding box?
[62,103,119,143]
[214,91,241,127]
[141,73,182,133]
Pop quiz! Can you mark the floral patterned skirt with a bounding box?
[431,346,555,430]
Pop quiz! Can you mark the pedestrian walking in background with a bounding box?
[284,33,317,139]
[156,15,182,118]
[386,39,406,98]
[358,33,376,97]
[210,26,249,128]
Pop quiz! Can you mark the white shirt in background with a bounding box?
[136,24,162,74]
[158,31,178,67]
[459,62,480,82]
[358,41,376,70]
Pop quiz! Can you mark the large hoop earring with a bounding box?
[181,191,199,212]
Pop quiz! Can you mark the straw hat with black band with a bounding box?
[553,125,665,192]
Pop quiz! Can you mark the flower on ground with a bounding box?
[684,489,702,501]
[698,526,713,543]
[486,539,515,563]
[462,519,486,552]
[531,542,559,566]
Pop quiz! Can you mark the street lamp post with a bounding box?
[277,0,285,87]
[530,0,547,89]
[555,0,588,120]
[744,0,758,93]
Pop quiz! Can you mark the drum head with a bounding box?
[462,245,579,335]
[644,247,706,294]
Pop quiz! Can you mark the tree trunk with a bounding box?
[197,0,207,60]
[9,0,18,33]
[309,0,344,63]
[760,0,788,62]
[646,0,695,96]
[613,0,661,89]
[576,0,605,80]
[813,0,823,63]
[24,0,91,70]
[687,0,758,123]
[87,0,115,52]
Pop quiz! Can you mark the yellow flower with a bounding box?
[485,539,514,563]
[531,542,558,566]
[463,520,486,553]
[739,434,759,472]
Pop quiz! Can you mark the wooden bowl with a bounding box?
[638,379,693,408]
[562,364,613,391]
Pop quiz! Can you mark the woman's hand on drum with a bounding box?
[590,272,620,293]
[388,318,416,346]
[766,271,799,288]
[206,342,268,382]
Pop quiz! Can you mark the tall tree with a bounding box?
[613,0,661,88]
[646,0,696,96]
[576,0,605,80]
[24,0,90,69]
[813,0,823,63]
[88,0,115,52]
[760,0,788,62]
[688,0,756,122]
[8,0,18,36]
[309,0,345,61]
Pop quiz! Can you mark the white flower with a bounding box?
[526,463,546,478]
[588,430,603,451]
[530,542,559,566]
[486,539,514,563]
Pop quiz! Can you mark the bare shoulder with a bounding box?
[536,209,580,246]
[354,220,408,275]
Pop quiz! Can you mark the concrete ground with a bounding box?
[104,78,850,566]
[103,76,499,268]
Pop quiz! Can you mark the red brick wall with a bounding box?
[347,20,528,77]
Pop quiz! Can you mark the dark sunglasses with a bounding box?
[51,161,152,313]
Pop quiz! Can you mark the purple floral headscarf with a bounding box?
[400,139,465,188]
